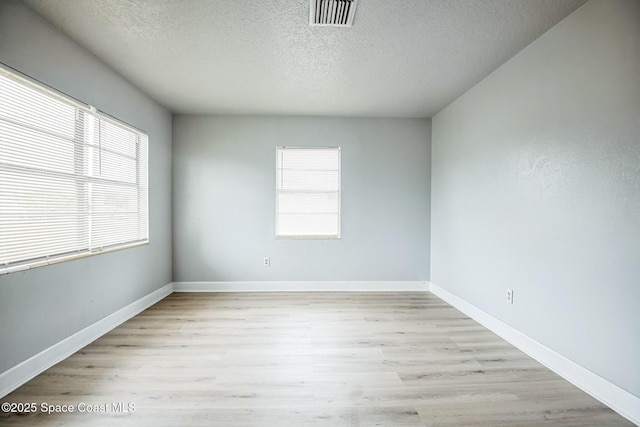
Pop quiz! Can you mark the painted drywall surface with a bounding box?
[431,0,639,396]
[0,1,172,374]
[173,115,430,281]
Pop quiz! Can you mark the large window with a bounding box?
[0,66,148,275]
[276,147,340,239]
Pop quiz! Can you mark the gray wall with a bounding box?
[173,115,430,282]
[431,0,639,397]
[0,1,172,374]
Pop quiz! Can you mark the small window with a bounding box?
[0,66,148,274]
[276,147,341,239]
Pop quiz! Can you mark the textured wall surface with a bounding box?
[23,0,585,117]
[173,115,430,282]
[431,0,640,396]
[0,1,172,374]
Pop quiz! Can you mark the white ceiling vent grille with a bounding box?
[310,0,358,27]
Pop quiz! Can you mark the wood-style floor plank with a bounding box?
[0,292,632,426]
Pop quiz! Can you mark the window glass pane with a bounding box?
[0,74,76,139]
[280,149,339,170]
[0,67,148,273]
[0,170,82,264]
[278,193,339,214]
[276,147,340,238]
[91,213,140,248]
[99,120,137,157]
[0,121,76,174]
[279,170,339,191]
[89,150,137,183]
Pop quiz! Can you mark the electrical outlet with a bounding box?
[506,289,514,304]
[263,257,270,267]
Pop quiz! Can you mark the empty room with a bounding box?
[0,0,638,425]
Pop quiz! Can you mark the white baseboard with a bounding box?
[428,282,640,426]
[172,281,430,292]
[0,283,173,399]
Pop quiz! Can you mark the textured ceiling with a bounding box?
[22,0,587,117]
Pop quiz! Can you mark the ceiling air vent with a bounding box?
[310,0,358,27]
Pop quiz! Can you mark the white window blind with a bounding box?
[276,147,340,238]
[0,66,148,274]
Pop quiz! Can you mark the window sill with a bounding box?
[276,236,341,240]
[0,241,149,276]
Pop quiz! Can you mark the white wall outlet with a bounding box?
[263,257,270,267]
[506,289,514,304]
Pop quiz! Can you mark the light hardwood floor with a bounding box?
[0,292,633,426]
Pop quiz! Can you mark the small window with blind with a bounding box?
[276,147,341,239]
[0,66,148,275]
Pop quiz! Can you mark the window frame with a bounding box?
[275,146,341,240]
[0,64,149,275]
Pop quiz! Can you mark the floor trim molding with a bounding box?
[428,282,640,426]
[172,281,430,292]
[0,283,173,399]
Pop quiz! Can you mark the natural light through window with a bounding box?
[276,147,341,239]
[0,66,148,275]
